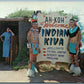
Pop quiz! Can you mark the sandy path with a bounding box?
[0,69,30,82]
[0,63,30,82]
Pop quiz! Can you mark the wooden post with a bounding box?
[10,36,17,65]
[79,53,84,73]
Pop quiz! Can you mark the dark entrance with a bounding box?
[0,17,31,64]
[0,21,19,63]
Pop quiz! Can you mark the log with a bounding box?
[10,36,17,65]
[0,17,24,21]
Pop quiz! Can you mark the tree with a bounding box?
[7,9,79,21]
[7,9,34,18]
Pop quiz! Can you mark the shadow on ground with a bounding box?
[0,62,12,71]
[29,69,84,83]
[0,62,84,83]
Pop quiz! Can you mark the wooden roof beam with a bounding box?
[0,17,25,21]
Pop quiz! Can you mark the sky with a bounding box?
[0,0,84,25]
[0,0,84,1]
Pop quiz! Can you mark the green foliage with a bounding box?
[7,9,48,18]
[24,58,29,62]
[39,64,53,72]
[7,9,34,18]
[59,11,67,16]
[15,57,22,61]
[60,66,65,71]
[13,65,28,71]
[47,10,78,20]
[19,66,24,69]
[42,11,48,15]
[7,9,79,21]
[18,42,26,57]
[47,10,67,16]
[72,15,79,20]
[12,61,18,66]
[12,41,29,68]
[24,65,29,69]
[81,32,84,35]
[58,11,79,20]
[13,66,19,71]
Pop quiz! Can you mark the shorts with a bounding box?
[69,42,77,55]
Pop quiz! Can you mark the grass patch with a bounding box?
[81,32,84,36]
[13,66,19,71]
[13,65,28,71]
[38,62,70,72]
[12,61,18,66]
[59,66,65,71]
[39,64,54,72]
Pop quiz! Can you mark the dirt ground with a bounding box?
[0,62,84,83]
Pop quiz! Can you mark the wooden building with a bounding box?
[0,17,31,64]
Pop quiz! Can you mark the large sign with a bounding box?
[37,12,72,64]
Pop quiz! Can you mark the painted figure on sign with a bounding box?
[0,28,15,64]
[67,19,81,76]
[27,20,40,77]
[32,11,38,20]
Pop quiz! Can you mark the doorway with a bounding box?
[0,21,19,63]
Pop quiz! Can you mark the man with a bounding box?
[0,28,14,64]
[67,19,81,76]
[27,20,40,77]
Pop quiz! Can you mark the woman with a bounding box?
[0,28,14,64]
[67,19,81,76]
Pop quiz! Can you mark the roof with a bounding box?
[0,17,25,21]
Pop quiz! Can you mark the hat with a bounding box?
[69,19,75,23]
[32,19,37,22]
[32,19,37,24]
